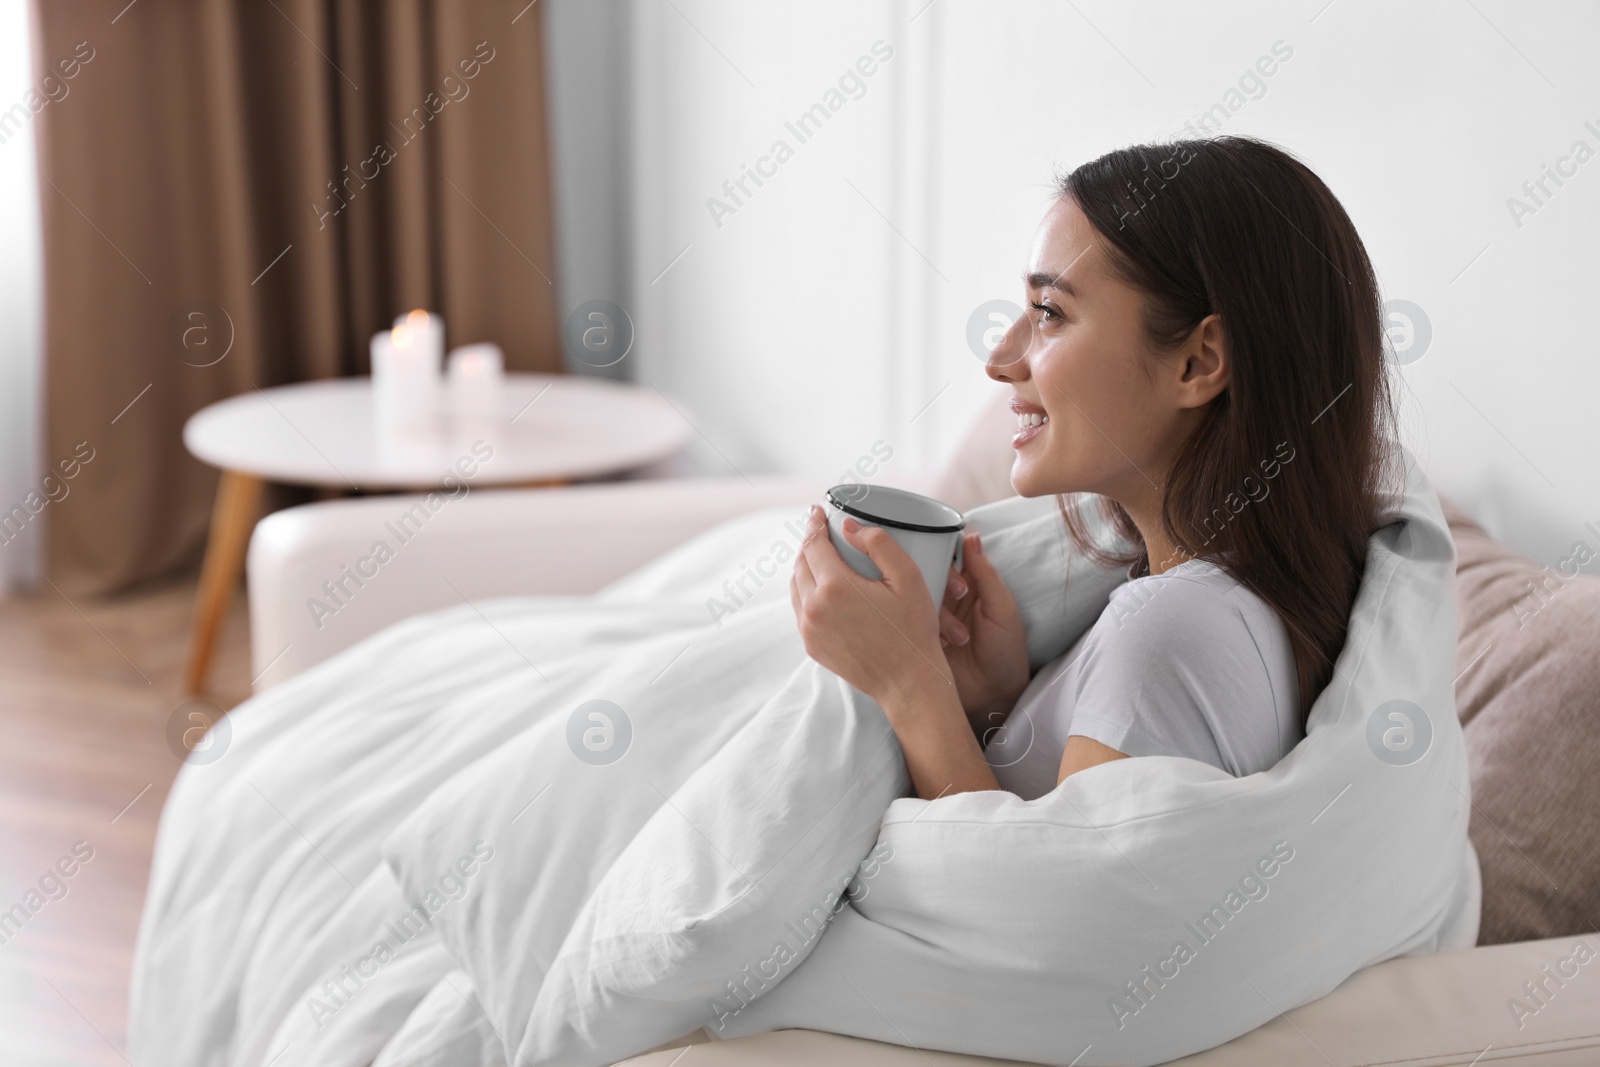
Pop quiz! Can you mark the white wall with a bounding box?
[545,0,634,382]
[629,0,932,485]
[629,0,1600,565]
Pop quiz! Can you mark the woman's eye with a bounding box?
[1031,300,1061,322]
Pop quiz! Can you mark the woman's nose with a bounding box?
[985,310,1031,383]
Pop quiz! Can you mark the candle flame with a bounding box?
[392,324,414,348]
[405,309,431,329]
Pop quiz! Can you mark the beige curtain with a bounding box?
[32,0,561,594]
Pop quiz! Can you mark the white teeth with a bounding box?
[1016,412,1049,429]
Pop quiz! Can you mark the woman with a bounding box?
[791,136,1394,801]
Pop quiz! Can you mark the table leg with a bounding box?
[184,470,264,694]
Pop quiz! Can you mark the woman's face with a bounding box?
[987,196,1213,507]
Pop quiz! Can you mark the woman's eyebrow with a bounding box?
[1023,270,1077,296]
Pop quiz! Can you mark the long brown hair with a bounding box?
[1055,136,1396,725]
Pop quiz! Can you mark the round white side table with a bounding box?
[180,373,690,693]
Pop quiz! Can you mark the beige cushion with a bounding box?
[929,390,1017,512]
[619,935,1600,1066]
[1442,495,1600,945]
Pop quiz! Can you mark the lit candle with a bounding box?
[447,343,505,422]
[394,309,445,376]
[372,323,440,434]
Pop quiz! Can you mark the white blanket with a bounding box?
[129,449,1478,1067]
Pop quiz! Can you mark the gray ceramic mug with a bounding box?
[824,484,965,604]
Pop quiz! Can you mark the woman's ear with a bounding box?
[1175,313,1228,408]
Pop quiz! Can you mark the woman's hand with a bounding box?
[791,504,1001,800]
[937,531,1031,737]
[790,505,952,705]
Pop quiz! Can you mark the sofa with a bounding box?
[246,395,1600,1066]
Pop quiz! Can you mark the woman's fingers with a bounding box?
[799,505,854,584]
[793,542,818,595]
[940,606,970,646]
[946,566,969,601]
[941,569,970,623]
[960,532,1011,604]
[803,503,827,540]
[840,518,922,589]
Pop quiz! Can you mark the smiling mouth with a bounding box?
[1012,411,1048,448]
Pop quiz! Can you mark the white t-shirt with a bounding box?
[984,557,1302,800]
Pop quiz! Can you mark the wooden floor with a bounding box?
[0,576,251,1067]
